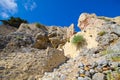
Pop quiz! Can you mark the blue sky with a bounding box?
[0,0,120,31]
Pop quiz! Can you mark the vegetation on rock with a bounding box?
[71,35,85,45]
[35,23,48,31]
[98,31,106,36]
[0,16,28,28]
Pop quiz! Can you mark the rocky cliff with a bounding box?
[0,13,120,80]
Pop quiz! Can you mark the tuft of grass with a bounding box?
[111,56,120,62]
[106,71,114,80]
[26,25,30,29]
[36,23,42,28]
[16,35,23,40]
[106,71,120,80]
[35,23,47,30]
[71,35,85,45]
[98,31,106,36]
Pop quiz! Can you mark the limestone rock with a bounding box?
[0,35,8,50]
[47,26,68,48]
[0,48,67,79]
[17,23,48,37]
[92,73,105,80]
[113,16,120,25]
[0,25,17,36]
[77,13,105,30]
[47,26,67,39]
[3,32,34,53]
[63,41,81,58]
[67,24,75,39]
[32,32,49,49]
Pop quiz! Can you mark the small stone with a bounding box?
[80,66,84,69]
[79,62,84,68]
[0,67,5,70]
[84,67,90,71]
[79,73,85,77]
[92,54,97,58]
[96,66,103,72]
[60,74,66,80]
[118,63,120,67]
[92,73,105,80]
[117,68,120,73]
[84,76,92,80]
[98,60,108,67]
[89,69,95,75]
[79,69,85,74]
[102,67,109,71]
[28,76,35,80]
[78,77,84,80]
[85,71,91,77]
[111,62,118,67]
[91,62,98,68]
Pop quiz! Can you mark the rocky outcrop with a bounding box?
[0,25,17,36]
[0,35,8,50]
[0,48,67,80]
[17,23,48,37]
[32,32,50,49]
[47,26,68,48]
[2,32,34,53]
[77,13,105,30]
[66,24,75,39]
[1,13,120,80]
[41,13,120,80]
[64,13,120,58]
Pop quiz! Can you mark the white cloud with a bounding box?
[24,0,37,11]
[0,0,17,13]
[0,0,18,18]
[1,12,9,18]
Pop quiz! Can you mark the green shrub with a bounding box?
[35,23,47,30]
[98,31,106,36]
[0,16,28,28]
[71,35,85,45]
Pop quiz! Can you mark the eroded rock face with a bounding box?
[2,13,120,80]
[32,32,50,49]
[0,32,34,54]
[47,26,68,48]
[17,23,48,37]
[77,13,105,30]
[66,24,75,39]
[64,13,120,58]
[0,48,67,80]
[78,13,120,30]
[0,35,8,50]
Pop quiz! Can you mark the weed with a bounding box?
[111,56,120,62]
[71,35,85,45]
[98,31,106,36]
